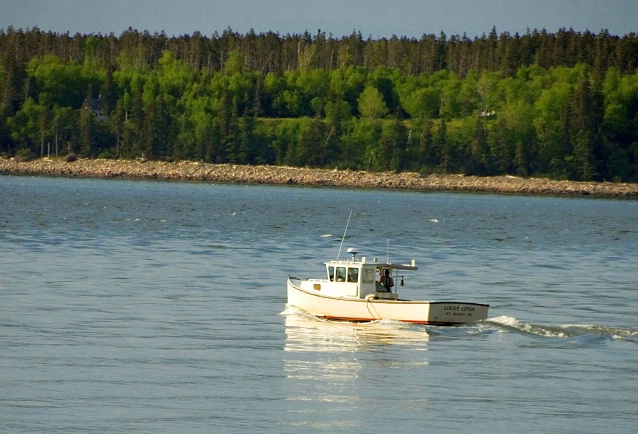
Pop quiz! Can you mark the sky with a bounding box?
[1,0,636,39]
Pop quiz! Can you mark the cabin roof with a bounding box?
[325,259,417,271]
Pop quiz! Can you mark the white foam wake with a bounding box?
[488,315,567,338]
[488,315,638,339]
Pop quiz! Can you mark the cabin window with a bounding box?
[328,266,335,281]
[335,267,346,282]
[362,268,375,284]
[347,268,359,283]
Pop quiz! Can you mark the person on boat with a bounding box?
[380,269,394,292]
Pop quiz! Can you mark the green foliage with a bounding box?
[2,29,638,181]
[358,85,389,121]
[7,98,41,149]
[31,55,105,109]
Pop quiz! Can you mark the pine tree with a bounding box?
[238,106,256,164]
[437,119,451,172]
[571,71,602,180]
[469,114,490,175]
[418,117,435,168]
[79,104,93,156]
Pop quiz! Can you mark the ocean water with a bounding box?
[1,175,637,433]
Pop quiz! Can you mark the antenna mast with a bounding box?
[337,210,353,260]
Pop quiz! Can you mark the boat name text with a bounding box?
[444,306,475,312]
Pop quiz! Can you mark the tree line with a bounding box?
[1,27,638,181]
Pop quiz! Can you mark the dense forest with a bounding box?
[1,26,638,181]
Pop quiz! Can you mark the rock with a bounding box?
[0,157,637,198]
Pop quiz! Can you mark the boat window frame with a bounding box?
[335,266,347,282]
[328,265,335,281]
[347,267,359,283]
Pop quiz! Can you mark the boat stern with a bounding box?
[427,302,489,325]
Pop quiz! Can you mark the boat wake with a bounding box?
[487,315,638,341]
[281,308,638,345]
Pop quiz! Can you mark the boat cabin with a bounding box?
[305,248,417,300]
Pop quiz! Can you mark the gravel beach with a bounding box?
[2,157,637,198]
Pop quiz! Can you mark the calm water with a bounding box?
[1,175,637,433]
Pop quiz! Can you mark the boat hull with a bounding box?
[287,278,488,326]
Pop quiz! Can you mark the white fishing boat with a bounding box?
[287,247,489,326]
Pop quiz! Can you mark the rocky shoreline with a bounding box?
[2,157,638,198]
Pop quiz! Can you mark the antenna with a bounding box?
[337,210,353,260]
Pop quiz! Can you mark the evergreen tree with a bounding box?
[238,106,256,164]
[79,104,93,156]
[437,119,452,172]
[571,70,603,180]
[469,114,491,175]
[376,111,408,172]
[417,117,435,169]
[493,116,514,174]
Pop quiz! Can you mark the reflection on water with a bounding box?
[282,308,431,430]
[283,307,430,354]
